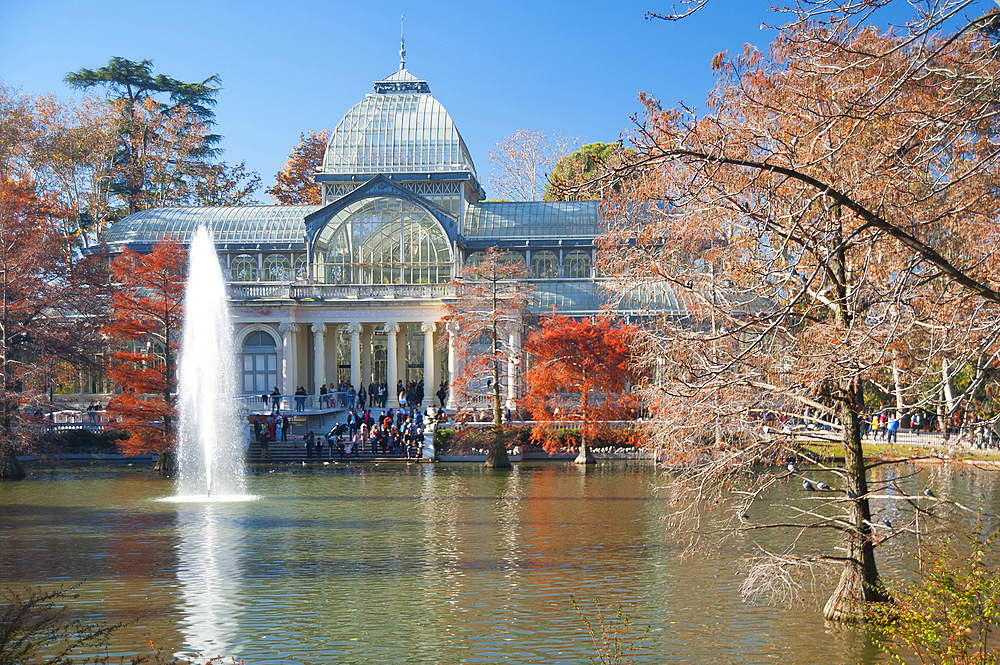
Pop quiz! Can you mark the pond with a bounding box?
[1,460,997,664]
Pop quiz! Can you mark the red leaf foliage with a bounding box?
[104,240,186,454]
[523,315,641,453]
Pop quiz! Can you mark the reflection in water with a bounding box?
[3,462,1000,664]
[174,504,245,660]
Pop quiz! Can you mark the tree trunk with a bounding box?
[822,208,887,622]
[575,395,595,464]
[941,357,955,414]
[891,358,904,415]
[822,393,889,622]
[484,429,511,469]
[484,319,511,470]
[154,450,175,476]
[0,446,25,480]
[574,435,596,465]
[941,357,954,441]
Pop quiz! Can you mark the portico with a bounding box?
[244,314,447,409]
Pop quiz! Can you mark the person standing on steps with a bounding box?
[258,428,271,461]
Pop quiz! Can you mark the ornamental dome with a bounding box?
[322,68,477,178]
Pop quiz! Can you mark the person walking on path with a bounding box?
[886,413,900,444]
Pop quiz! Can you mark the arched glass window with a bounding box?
[531,251,559,279]
[294,255,308,280]
[312,252,326,282]
[242,331,277,394]
[231,254,258,282]
[466,251,486,267]
[313,196,453,285]
[262,254,290,282]
[564,250,592,278]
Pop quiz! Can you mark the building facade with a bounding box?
[98,64,666,410]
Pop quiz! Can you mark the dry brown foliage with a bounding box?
[598,1,1000,619]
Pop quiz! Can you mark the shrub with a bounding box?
[865,522,1000,664]
[0,586,130,665]
[50,430,129,453]
[433,428,454,453]
[571,596,649,665]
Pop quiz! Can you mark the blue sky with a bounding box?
[3,1,784,196]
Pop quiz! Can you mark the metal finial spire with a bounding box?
[399,14,406,70]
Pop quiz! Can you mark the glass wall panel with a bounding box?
[313,196,452,285]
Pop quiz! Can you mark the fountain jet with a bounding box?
[174,226,247,499]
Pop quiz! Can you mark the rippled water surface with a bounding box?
[2,461,998,664]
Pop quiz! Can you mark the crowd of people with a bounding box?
[252,411,291,460]
[760,405,1000,451]
[865,407,1000,450]
[323,406,430,459]
[252,403,449,462]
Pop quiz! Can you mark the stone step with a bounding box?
[246,440,423,463]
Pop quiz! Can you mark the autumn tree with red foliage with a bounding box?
[523,316,639,464]
[267,130,330,204]
[0,177,107,479]
[105,240,186,456]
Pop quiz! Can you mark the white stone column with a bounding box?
[397,325,408,392]
[385,321,400,407]
[311,322,326,395]
[330,327,341,386]
[361,325,372,387]
[278,322,297,398]
[348,322,362,392]
[446,321,460,410]
[506,327,521,409]
[421,321,436,407]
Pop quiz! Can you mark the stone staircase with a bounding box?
[246,409,427,463]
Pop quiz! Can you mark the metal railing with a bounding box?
[239,391,369,412]
[228,282,455,301]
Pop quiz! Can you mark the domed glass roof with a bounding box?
[322,68,477,178]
